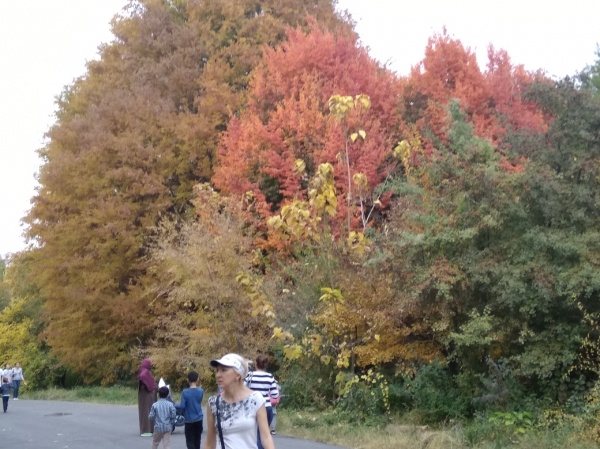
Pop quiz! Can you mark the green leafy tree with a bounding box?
[389,93,600,393]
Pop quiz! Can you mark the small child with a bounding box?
[178,371,205,449]
[1,376,12,413]
[148,386,176,449]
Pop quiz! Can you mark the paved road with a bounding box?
[0,400,348,449]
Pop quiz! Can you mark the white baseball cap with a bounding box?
[210,354,246,376]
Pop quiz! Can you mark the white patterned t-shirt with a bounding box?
[208,391,265,449]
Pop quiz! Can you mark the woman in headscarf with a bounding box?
[138,358,157,436]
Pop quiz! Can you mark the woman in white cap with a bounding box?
[203,353,275,449]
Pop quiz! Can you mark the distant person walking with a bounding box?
[203,353,275,449]
[149,386,177,449]
[11,362,25,400]
[2,363,12,385]
[179,370,204,449]
[245,355,279,449]
[1,376,12,412]
[138,358,157,436]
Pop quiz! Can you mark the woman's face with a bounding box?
[215,366,240,389]
[4,364,8,369]
[15,363,19,368]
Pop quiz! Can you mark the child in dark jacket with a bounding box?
[1,377,12,412]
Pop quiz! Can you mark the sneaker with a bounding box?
[140,433,153,437]
[270,430,276,435]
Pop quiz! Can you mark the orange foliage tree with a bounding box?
[213,23,402,232]
[403,29,549,158]
[24,0,350,382]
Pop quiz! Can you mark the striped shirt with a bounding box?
[148,398,176,433]
[244,371,279,408]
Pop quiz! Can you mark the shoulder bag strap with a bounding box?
[216,396,226,449]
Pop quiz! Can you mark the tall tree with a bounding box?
[391,84,600,388]
[25,0,351,382]
[402,30,548,157]
[213,23,401,231]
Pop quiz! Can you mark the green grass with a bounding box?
[276,409,600,449]
[24,386,138,405]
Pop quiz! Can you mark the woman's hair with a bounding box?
[256,354,269,370]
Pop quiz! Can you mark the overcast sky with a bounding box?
[1,0,599,257]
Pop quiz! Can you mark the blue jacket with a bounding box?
[179,387,204,422]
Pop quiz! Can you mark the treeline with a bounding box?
[3,0,600,437]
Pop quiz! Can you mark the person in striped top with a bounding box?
[244,355,279,449]
[149,386,177,449]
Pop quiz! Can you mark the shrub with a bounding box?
[407,361,471,423]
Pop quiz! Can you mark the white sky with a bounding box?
[1,0,599,257]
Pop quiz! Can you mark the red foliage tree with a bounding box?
[403,30,549,158]
[213,21,402,228]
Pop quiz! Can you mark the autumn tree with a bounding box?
[24,0,351,382]
[213,23,402,232]
[403,30,548,156]
[144,185,275,384]
[0,252,58,389]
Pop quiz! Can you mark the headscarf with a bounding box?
[137,358,156,391]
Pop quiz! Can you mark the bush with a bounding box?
[407,361,471,424]
[279,360,336,409]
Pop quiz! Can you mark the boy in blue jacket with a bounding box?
[178,371,204,449]
[1,376,12,412]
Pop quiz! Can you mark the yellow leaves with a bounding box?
[308,163,337,217]
[350,131,366,142]
[320,287,344,303]
[393,128,424,178]
[328,95,355,120]
[374,334,380,342]
[236,272,276,325]
[310,334,323,355]
[337,348,351,368]
[352,172,368,189]
[320,355,332,365]
[293,159,306,177]
[328,94,371,121]
[272,327,294,342]
[354,94,371,110]
[393,140,410,160]
[347,231,369,255]
[283,344,304,361]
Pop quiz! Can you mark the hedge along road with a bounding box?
[0,400,348,449]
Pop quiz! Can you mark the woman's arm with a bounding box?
[202,406,216,449]
[257,405,276,449]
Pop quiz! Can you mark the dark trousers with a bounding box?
[257,406,274,449]
[184,420,203,449]
[13,380,20,398]
[2,396,8,412]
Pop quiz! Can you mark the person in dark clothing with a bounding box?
[179,370,204,449]
[138,358,157,436]
[1,376,12,412]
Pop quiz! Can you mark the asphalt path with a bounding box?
[0,399,348,449]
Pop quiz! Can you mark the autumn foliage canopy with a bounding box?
[6,1,600,429]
